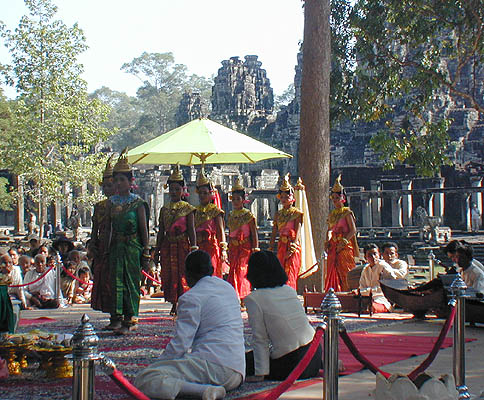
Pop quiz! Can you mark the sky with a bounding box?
[0,0,305,99]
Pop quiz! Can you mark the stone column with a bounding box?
[391,194,403,227]
[432,177,445,220]
[13,175,26,235]
[470,176,483,229]
[401,179,413,226]
[370,180,382,227]
[361,193,372,227]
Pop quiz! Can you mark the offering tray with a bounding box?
[0,340,34,375]
[31,346,73,378]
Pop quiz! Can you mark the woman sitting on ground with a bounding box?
[244,250,322,382]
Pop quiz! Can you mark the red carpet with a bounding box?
[18,316,57,326]
[235,332,474,400]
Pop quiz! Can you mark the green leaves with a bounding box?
[0,0,115,207]
[331,0,483,176]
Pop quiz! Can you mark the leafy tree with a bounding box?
[274,83,295,112]
[0,0,114,226]
[332,0,484,176]
[121,52,213,146]
[0,89,14,210]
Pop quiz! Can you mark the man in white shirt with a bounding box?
[456,244,484,295]
[359,243,398,312]
[471,203,481,232]
[381,242,408,279]
[24,254,59,309]
[135,250,245,400]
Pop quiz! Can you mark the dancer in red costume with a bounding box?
[227,178,259,300]
[194,168,227,278]
[268,174,303,290]
[155,164,196,316]
[324,175,358,292]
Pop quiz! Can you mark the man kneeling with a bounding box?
[135,250,245,399]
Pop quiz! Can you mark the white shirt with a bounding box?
[389,259,408,279]
[160,276,245,377]
[359,259,398,310]
[24,268,56,298]
[461,262,484,295]
[244,285,315,376]
[8,266,27,306]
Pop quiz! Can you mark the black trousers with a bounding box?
[246,342,322,381]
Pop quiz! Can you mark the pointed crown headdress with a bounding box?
[331,174,344,193]
[168,163,184,183]
[279,173,293,193]
[102,154,115,179]
[294,177,305,191]
[113,148,132,173]
[231,177,245,192]
[196,167,211,188]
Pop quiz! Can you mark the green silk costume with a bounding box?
[109,195,148,320]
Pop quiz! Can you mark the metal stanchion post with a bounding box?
[55,251,63,305]
[428,250,435,281]
[449,274,471,400]
[322,288,341,400]
[69,314,102,400]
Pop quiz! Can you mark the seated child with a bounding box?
[72,269,92,304]
[359,243,398,313]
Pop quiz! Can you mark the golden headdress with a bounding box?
[231,177,245,192]
[279,173,293,192]
[196,167,211,188]
[331,174,344,193]
[294,177,305,190]
[102,154,114,180]
[168,163,184,183]
[113,148,132,174]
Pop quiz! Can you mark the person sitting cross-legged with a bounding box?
[359,243,398,313]
[456,243,484,296]
[381,242,408,279]
[134,250,245,400]
[24,254,59,309]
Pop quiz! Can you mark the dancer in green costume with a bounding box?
[108,149,149,335]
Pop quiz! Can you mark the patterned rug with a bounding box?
[0,310,416,400]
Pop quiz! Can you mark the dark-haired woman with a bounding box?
[227,178,259,300]
[155,164,196,316]
[194,168,226,278]
[324,175,358,292]
[268,174,303,290]
[244,250,322,382]
[107,149,149,335]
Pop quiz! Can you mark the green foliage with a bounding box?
[274,83,295,112]
[0,177,14,210]
[118,52,213,149]
[0,0,115,207]
[331,0,484,176]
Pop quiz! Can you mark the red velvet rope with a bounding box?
[8,265,55,288]
[263,326,325,400]
[110,368,151,400]
[298,262,319,279]
[61,264,93,286]
[141,270,162,285]
[407,305,456,380]
[340,304,457,381]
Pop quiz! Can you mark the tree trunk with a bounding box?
[299,0,331,292]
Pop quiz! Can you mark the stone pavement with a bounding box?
[16,298,484,400]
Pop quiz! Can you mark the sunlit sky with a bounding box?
[0,0,305,99]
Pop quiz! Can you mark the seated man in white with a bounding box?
[456,243,484,295]
[359,243,398,313]
[24,254,59,308]
[381,242,408,279]
[135,250,245,400]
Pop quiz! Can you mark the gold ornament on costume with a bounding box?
[168,163,183,182]
[231,177,245,192]
[294,177,305,190]
[196,167,211,188]
[102,154,115,179]
[331,174,344,193]
[113,148,132,173]
[279,173,293,192]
